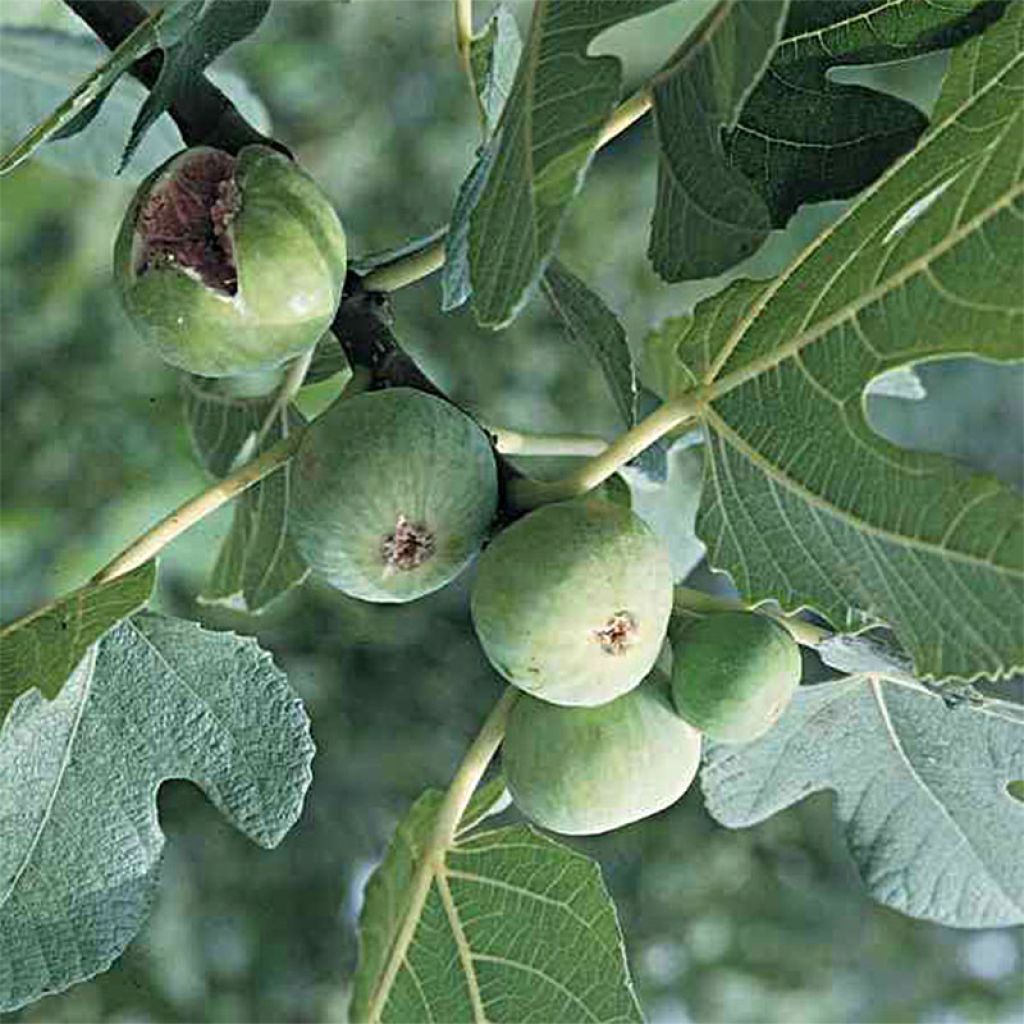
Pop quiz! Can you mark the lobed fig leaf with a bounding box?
[114,144,347,377]
[291,388,498,603]
[471,499,673,706]
[671,611,802,743]
[503,671,701,836]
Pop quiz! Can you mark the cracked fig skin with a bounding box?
[671,611,802,743]
[470,499,673,706]
[503,671,702,835]
[114,145,347,377]
[291,389,498,603]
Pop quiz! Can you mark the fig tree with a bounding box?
[503,672,702,835]
[470,499,673,706]
[670,611,802,742]
[291,388,497,603]
[115,145,347,377]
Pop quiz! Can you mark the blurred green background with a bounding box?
[2,2,1022,1021]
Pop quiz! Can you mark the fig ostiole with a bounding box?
[470,499,673,707]
[291,388,498,603]
[115,145,347,377]
[503,671,702,836]
[670,610,802,743]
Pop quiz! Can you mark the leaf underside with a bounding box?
[702,675,1024,927]
[0,613,314,1011]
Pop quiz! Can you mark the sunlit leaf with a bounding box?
[351,791,641,1023]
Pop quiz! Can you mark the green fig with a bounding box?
[503,672,702,835]
[291,388,497,603]
[670,611,802,743]
[471,499,673,706]
[115,145,347,377]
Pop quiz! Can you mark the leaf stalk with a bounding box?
[90,431,304,585]
[508,394,699,508]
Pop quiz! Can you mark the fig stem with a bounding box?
[486,426,608,457]
[360,85,653,295]
[365,687,518,1024]
[90,431,304,585]
[507,394,699,509]
[361,235,448,293]
[672,586,832,648]
[455,0,475,92]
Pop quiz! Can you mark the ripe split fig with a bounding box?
[670,611,802,743]
[470,499,673,706]
[291,388,498,603]
[115,145,347,377]
[503,671,702,835]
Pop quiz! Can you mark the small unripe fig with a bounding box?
[470,499,673,706]
[503,672,702,835]
[670,611,802,743]
[115,145,347,377]
[291,388,498,603]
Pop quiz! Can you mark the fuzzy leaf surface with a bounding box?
[183,376,308,613]
[447,0,669,327]
[702,676,1024,927]
[351,791,641,1023]
[0,612,314,1010]
[652,7,1024,681]
[0,561,155,726]
[649,0,788,280]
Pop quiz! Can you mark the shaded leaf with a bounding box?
[702,676,1024,927]
[649,0,788,280]
[541,261,671,482]
[469,4,522,137]
[351,791,641,1023]
[183,376,308,613]
[655,7,1024,681]
[0,561,155,726]
[0,22,271,180]
[724,0,1009,229]
[542,260,637,429]
[304,330,352,385]
[448,0,670,328]
[120,0,270,168]
[0,612,314,1010]
[0,10,164,174]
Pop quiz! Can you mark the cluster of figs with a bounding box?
[115,145,804,836]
